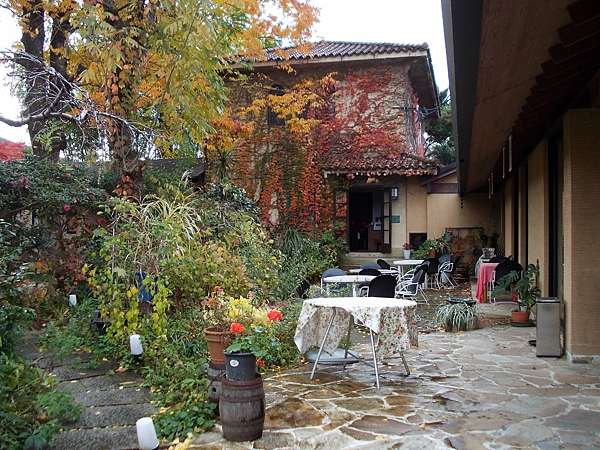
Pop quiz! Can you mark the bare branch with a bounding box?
[0,49,158,165]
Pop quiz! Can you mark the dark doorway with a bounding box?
[348,188,389,252]
[349,191,372,251]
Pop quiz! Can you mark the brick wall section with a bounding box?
[527,141,549,295]
[562,109,600,359]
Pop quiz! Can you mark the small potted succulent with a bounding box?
[225,309,283,381]
[493,264,540,324]
[403,242,412,259]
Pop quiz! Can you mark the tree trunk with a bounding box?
[19,0,46,157]
[47,4,75,160]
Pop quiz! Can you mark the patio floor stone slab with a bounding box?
[189,324,600,449]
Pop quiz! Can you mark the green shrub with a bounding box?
[0,304,35,354]
[412,238,449,259]
[0,157,105,315]
[275,228,345,300]
[0,354,81,450]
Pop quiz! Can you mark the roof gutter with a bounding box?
[231,50,430,69]
[441,0,483,195]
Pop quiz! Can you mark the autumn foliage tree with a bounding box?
[1,0,317,172]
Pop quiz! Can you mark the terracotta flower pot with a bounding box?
[511,310,530,323]
[204,327,231,365]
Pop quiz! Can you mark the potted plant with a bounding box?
[402,242,412,259]
[435,301,478,332]
[493,264,540,324]
[202,287,232,366]
[225,309,283,381]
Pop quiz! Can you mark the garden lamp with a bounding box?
[129,334,143,359]
[136,417,159,450]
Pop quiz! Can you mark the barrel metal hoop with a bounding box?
[220,416,265,427]
[220,395,264,403]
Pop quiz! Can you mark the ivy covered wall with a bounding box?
[210,59,432,238]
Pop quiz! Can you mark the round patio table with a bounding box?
[322,275,376,297]
[294,297,418,389]
[392,259,425,275]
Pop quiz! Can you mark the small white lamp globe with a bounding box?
[136,417,159,450]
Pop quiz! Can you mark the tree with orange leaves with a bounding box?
[0,0,317,175]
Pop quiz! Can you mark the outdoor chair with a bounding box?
[489,255,508,263]
[438,253,452,265]
[395,265,428,303]
[359,275,396,298]
[321,267,346,293]
[360,262,382,270]
[376,259,391,270]
[490,260,523,303]
[359,268,381,276]
[436,261,456,289]
[423,257,440,289]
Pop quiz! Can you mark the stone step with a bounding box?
[58,372,143,394]
[73,403,156,429]
[51,426,139,450]
[76,386,151,408]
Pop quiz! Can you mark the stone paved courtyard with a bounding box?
[190,325,600,449]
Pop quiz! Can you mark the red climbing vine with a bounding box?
[206,63,423,234]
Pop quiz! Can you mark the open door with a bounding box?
[381,188,392,253]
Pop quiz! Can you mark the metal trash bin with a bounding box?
[536,297,561,357]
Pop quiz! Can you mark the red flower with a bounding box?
[63,203,72,213]
[230,322,245,334]
[256,358,265,369]
[267,310,283,322]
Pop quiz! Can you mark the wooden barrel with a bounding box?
[207,361,225,406]
[219,376,265,442]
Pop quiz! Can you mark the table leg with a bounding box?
[352,283,357,297]
[400,352,410,376]
[310,309,337,380]
[369,329,380,389]
[343,316,353,360]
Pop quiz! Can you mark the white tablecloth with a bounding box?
[294,297,418,358]
[392,259,425,266]
[323,275,376,283]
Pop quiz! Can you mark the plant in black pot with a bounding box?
[225,309,283,381]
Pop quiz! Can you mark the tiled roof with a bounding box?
[320,143,439,176]
[264,41,429,62]
[0,138,25,162]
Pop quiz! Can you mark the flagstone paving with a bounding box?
[190,325,600,449]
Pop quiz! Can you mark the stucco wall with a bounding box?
[426,192,495,238]
[406,177,428,238]
[527,141,549,295]
[391,177,407,254]
[562,109,600,359]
